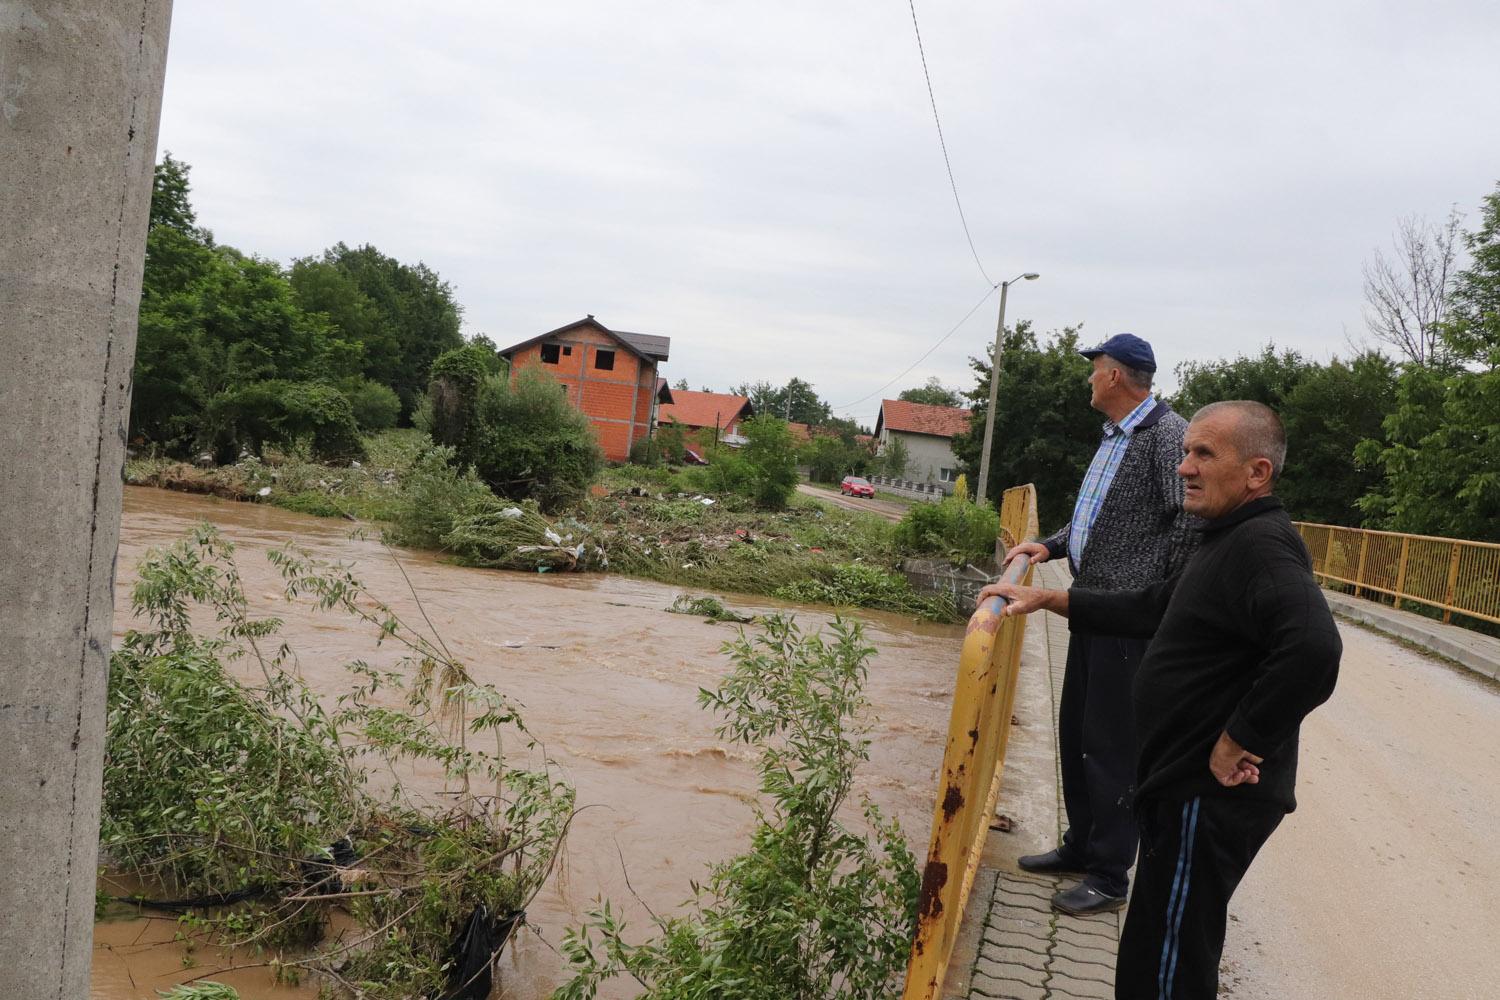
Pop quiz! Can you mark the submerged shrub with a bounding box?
[776,563,957,622]
[102,526,574,997]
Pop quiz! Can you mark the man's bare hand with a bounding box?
[975,581,1066,617]
[1209,731,1263,787]
[1004,541,1050,566]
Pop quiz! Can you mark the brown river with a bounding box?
[93,487,962,999]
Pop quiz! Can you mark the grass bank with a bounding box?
[125,437,958,623]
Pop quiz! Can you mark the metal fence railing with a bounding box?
[1295,522,1500,626]
[902,483,1039,1000]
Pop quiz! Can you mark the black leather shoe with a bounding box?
[1051,882,1127,916]
[1016,848,1086,876]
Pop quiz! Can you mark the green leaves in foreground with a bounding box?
[103,525,574,998]
[553,615,920,1000]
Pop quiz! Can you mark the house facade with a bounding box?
[874,399,973,494]
[500,316,672,462]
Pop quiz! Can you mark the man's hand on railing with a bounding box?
[1004,541,1050,566]
[976,581,1069,618]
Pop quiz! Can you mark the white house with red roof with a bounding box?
[873,399,973,494]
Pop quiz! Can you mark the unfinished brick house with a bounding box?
[499,316,672,462]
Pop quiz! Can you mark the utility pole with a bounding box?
[0,3,174,994]
[976,272,1039,507]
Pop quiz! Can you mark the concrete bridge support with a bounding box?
[0,3,172,995]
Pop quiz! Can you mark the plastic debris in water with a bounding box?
[257,486,272,497]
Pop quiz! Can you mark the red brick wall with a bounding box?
[510,329,657,462]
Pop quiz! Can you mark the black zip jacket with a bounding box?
[1067,496,1341,811]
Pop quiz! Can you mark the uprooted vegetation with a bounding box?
[101,526,573,999]
[552,615,920,1000]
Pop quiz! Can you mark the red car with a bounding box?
[839,476,874,498]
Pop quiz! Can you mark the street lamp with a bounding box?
[976,272,1040,507]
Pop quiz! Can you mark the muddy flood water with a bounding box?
[93,487,963,999]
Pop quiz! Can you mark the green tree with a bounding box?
[290,243,464,418]
[1357,184,1500,540]
[731,377,833,425]
[466,367,603,510]
[897,376,963,408]
[950,322,1097,529]
[148,152,199,236]
[672,377,690,391]
[1446,181,1500,366]
[876,436,913,480]
[424,344,494,463]
[1279,352,1397,525]
[738,416,800,509]
[1171,344,1311,416]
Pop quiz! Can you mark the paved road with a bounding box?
[961,569,1500,999]
[795,482,907,522]
[1220,623,1500,999]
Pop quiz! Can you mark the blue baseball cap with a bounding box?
[1079,333,1156,373]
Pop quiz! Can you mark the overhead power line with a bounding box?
[907,0,994,287]
[833,283,999,412]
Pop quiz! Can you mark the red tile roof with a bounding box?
[787,421,813,442]
[658,390,754,430]
[876,399,973,439]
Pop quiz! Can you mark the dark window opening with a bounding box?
[540,343,561,364]
[563,345,573,356]
[594,349,616,371]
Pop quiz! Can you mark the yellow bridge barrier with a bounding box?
[1296,522,1500,626]
[902,484,1039,1000]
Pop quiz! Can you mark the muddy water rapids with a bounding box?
[92,487,963,999]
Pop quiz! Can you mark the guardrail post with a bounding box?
[1393,536,1410,611]
[1354,531,1370,598]
[1443,542,1462,624]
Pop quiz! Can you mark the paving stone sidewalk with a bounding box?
[967,561,1122,1000]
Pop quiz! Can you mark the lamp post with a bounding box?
[976,272,1040,506]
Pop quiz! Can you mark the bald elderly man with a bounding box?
[981,401,1341,1000]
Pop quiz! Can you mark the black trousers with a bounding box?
[1057,630,1144,896]
[1114,795,1284,1000]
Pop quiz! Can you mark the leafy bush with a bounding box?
[554,616,919,1000]
[689,417,799,510]
[775,563,956,621]
[426,344,493,456]
[467,367,604,510]
[342,378,402,431]
[103,527,573,998]
[385,446,498,549]
[893,494,999,562]
[802,435,873,484]
[203,380,366,464]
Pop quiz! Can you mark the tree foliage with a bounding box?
[732,378,834,425]
[949,322,1097,530]
[131,156,467,457]
[897,376,963,408]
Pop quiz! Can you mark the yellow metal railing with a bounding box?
[1296,522,1500,626]
[902,484,1039,1000]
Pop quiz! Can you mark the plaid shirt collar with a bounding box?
[1101,394,1157,439]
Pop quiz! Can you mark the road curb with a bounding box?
[1321,591,1500,682]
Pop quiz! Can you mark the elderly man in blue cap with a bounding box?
[1003,333,1196,914]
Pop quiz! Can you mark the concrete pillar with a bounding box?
[0,3,172,995]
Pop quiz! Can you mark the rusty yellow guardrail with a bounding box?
[1296,522,1500,626]
[903,484,1038,1000]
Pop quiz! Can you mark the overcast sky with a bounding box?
[157,1,1500,426]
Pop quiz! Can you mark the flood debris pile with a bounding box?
[552,616,920,1000]
[101,526,574,999]
[584,475,957,622]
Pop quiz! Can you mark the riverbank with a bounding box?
[125,435,958,622]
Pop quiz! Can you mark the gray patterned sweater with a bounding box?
[1041,400,1197,591]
